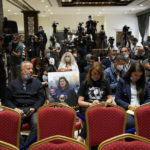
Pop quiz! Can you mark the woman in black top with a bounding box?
[77,61,112,142]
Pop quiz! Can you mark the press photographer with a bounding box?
[108,37,114,50]
[77,22,84,36]
[49,36,61,64]
[99,25,107,49]
[86,15,98,40]
[26,35,40,59]
[52,21,59,34]
[64,27,70,40]
[35,26,47,58]
[122,25,131,47]
[8,34,23,80]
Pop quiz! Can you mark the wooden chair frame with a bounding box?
[29,135,88,150]
[0,106,21,147]
[98,133,150,150]
[85,102,126,147]
[37,102,77,140]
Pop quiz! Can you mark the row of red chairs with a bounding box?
[0,133,150,150]
[0,102,150,149]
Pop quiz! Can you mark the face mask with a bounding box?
[65,57,70,62]
[141,52,145,56]
[42,75,48,82]
[36,67,40,70]
[91,76,100,82]
[46,53,51,58]
[112,56,116,60]
[54,40,56,42]
[73,53,77,57]
[124,54,129,59]
[39,28,43,32]
[116,65,124,71]
[130,77,136,82]
[135,50,138,55]
[24,75,31,80]
[13,40,18,44]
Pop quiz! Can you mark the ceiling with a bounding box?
[2,0,150,17]
[61,0,135,7]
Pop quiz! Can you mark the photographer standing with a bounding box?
[8,34,23,81]
[36,26,47,58]
[52,21,58,35]
[86,15,97,41]
[121,25,131,48]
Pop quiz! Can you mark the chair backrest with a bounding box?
[37,103,76,140]
[98,133,150,150]
[29,135,88,150]
[0,140,19,150]
[86,103,126,147]
[134,103,150,139]
[0,106,21,147]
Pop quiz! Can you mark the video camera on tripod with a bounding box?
[123,25,129,33]
[64,27,70,39]
[122,25,131,47]
[77,22,84,35]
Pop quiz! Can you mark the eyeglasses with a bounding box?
[120,50,128,53]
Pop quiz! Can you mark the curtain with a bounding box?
[137,13,150,44]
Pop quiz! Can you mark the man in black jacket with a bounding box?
[35,26,47,57]
[0,36,6,105]
[6,61,45,146]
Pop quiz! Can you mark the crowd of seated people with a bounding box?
[1,29,150,149]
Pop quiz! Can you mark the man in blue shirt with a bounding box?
[104,54,125,95]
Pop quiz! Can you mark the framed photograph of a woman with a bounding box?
[48,71,80,107]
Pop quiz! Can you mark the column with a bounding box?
[22,11,40,41]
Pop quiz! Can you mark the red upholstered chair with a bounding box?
[37,103,76,140]
[0,140,19,150]
[29,135,88,150]
[98,133,150,150]
[85,103,126,148]
[0,106,21,147]
[134,103,150,139]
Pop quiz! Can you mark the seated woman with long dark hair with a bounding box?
[115,62,150,130]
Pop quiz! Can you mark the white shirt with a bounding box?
[58,62,79,71]
[130,83,140,106]
[124,59,131,72]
